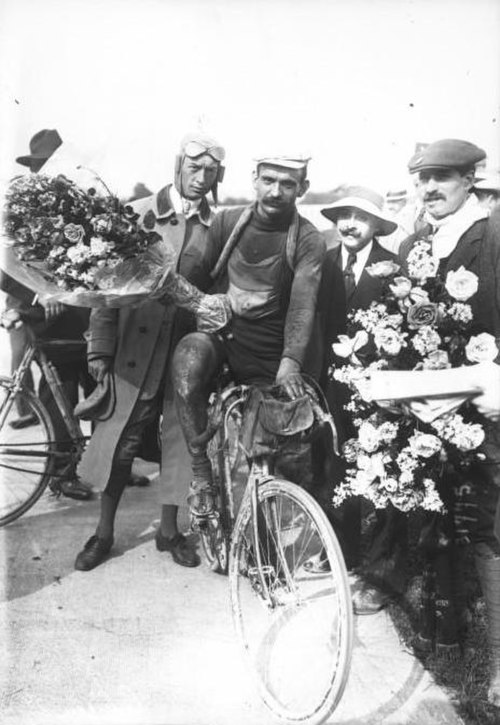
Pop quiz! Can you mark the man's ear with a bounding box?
[463,169,475,190]
[252,169,259,190]
[298,179,310,198]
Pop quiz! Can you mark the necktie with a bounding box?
[343,252,357,302]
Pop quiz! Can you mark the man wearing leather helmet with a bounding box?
[75,132,226,571]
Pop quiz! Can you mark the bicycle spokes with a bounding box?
[230,480,353,724]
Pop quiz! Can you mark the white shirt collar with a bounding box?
[168,184,211,226]
[341,240,373,283]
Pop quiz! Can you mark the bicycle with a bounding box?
[198,378,354,725]
[0,309,88,526]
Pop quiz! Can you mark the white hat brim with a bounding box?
[320,196,398,236]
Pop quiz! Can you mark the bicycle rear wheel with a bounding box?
[229,478,353,725]
[0,377,56,526]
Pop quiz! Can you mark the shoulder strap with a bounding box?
[210,205,254,280]
[285,210,299,270]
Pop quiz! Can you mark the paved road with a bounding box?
[0,465,465,725]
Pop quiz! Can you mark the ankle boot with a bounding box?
[475,554,500,707]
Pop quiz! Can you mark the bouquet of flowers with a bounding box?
[1,174,230,329]
[331,239,498,513]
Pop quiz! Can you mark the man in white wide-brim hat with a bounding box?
[313,186,405,614]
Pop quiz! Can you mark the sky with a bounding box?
[0,0,499,201]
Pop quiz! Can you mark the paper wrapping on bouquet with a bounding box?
[357,367,483,423]
[1,234,231,331]
[0,234,174,307]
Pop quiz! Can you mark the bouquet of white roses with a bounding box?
[331,239,498,513]
[1,173,230,330]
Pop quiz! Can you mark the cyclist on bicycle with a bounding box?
[172,154,326,519]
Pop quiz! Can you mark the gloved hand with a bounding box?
[88,356,112,383]
[275,357,305,400]
[196,293,232,333]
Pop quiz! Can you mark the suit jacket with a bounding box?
[317,239,397,387]
[400,212,500,338]
[400,210,500,541]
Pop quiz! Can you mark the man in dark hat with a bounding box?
[400,138,500,705]
[75,132,226,571]
[314,187,406,614]
[15,129,62,173]
[1,128,93,501]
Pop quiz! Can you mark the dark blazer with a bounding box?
[400,211,500,542]
[317,239,397,387]
[399,212,500,337]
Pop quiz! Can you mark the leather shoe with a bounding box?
[9,413,38,429]
[352,583,391,615]
[50,477,94,500]
[155,530,200,568]
[75,535,113,571]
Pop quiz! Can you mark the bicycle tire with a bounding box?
[229,478,353,725]
[0,377,56,526]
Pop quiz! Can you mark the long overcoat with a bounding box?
[78,185,219,486]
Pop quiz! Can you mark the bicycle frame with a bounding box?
[0,335,87,462]
[216,385,300,607]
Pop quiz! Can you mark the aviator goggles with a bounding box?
[183,140,225,162]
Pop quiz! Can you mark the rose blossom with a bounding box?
[408,255,439,283]
[465,333,499,363]
[374,327,406,356]
[445,267,479,302]
[366,260,400,278]
[422,350,451,370]
[407,302,439,330]
[453,423,485,451]
[408,431,442,458]
[389,276,412,299]
[63,223,85,244]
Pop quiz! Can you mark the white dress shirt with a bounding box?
[341,240,373,284]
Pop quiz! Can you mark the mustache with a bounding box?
[338,227,361,237]
[424,193,445,202]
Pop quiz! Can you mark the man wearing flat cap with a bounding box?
[75,132,226,571]
[400,138,500,705]
[171,154,325,520]
[313,187,406,613]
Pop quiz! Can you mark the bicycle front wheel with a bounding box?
[0,377,56,526]
[229,478,353,725]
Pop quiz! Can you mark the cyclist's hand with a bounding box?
[39,296,65,320]
[0,308,23,330]
[275,357,305,400]
[88,357,112,383]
